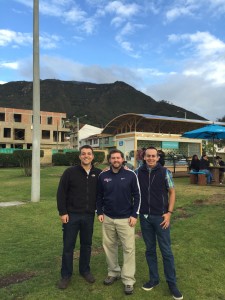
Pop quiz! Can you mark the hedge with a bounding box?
[52,150,105,166]
[0,153,20,167]
[13,150,44,176]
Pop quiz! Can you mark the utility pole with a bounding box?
[177,110,187,119]
[73,115,87,150]
[31,0,40,202]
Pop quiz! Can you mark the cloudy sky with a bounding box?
[1,0,225,121]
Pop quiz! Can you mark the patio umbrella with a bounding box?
[182,124,225,163]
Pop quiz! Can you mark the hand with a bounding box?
[102,167,110,172]
[129,216,137,227]
[160,213,171,229]
[60,214,69,223]
[98,215,104,222]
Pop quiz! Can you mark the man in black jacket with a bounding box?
[57,145,101,289]
[137,147,183,300]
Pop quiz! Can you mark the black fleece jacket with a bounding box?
[57,165,101,216]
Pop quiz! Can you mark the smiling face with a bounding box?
[79,147,94,167]
[144,148,159,168]
[109,151,124,170]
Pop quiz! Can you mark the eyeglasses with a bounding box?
[145,155,157,158]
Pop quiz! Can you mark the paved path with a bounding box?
[0,201,25,207]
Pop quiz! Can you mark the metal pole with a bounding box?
[56,120,59,150]
[31,0,40,202]
[77,117,79,150]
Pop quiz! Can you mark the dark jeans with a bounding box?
[140,214,176,285]
[61,212,95,279]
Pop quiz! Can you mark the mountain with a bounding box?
[0,79,206,127]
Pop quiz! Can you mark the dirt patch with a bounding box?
[174,207,192,220]
[74,246,104,259]
[0,272,36,288]
[195,194,225,205]
[135,230,142,238]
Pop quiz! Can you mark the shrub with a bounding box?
[52,150,105,166]
[13,150,44,176]
[93,151,105,164]
[0,153,20,167]
[52,153,70,166]
[65,152,80,166]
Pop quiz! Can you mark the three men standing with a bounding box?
[56,146,182,299]
[97,149,141,295]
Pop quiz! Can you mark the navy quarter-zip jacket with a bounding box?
[97,166,141,219]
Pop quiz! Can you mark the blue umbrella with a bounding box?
[182,124,225,162]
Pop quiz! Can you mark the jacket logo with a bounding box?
[104,178,112,182]
[121,177,126,180]
[91,174,96,177]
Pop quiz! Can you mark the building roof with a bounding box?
[102,113,225,135]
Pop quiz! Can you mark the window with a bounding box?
[14,129,25,140]
[104,137,109,144]
[94,138,98,144]
[53,131,59,142]
[0,113,5,121]
[14,114,22,122]
[4,128,11,138]
[47,116,52,125]
[42,130,50,139]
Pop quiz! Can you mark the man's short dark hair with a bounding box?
[145,146,159,155]
[80,145,94,154]
[108,149,124,159]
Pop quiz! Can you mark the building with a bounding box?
[101,113,225,169]
[0,107,70,163]
[71,124,102,149]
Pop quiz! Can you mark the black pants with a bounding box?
[61,212,95,278]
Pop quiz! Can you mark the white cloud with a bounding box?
[105,1,141,18]
[167,31,225,86]
[0,29,61,49]
[170,31,225,57]
[0,29,32,47]
[0,61,19,70]
[144,74,224,121]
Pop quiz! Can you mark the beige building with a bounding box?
[0,107,70,163]
[102,113,225,170]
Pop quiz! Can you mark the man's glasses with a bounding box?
[145,155,157,158]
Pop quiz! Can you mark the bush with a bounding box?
[65,152,80,166]
[0,153,20,167]
[13,150,44,176]
[93,151,105,164]
[52,153,70,166]
[52,150,105,166]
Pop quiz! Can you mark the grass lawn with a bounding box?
[0,166,225,300]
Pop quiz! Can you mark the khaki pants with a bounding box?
[102,214,136,286]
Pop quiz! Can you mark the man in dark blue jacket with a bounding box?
[97,149,141,295]
[137,146,183,300]
[57,145,101,289]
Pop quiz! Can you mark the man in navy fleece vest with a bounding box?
[137,146,183,300]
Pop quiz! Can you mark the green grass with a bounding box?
[0,167,225,300]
